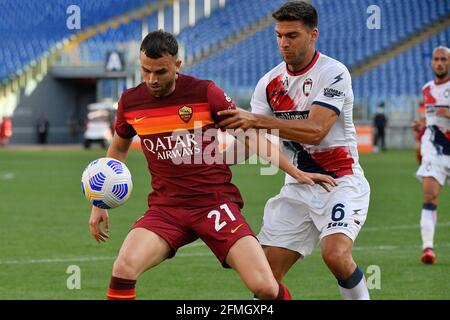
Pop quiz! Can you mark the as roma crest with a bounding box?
[178,105,193,123]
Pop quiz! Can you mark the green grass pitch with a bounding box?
[0,149,449,299]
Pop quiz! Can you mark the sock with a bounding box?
[107,276,136,300]
[420,203,437,250]
[337,266,370,300]
[276,282,292,300]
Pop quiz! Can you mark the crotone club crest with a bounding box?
[303,78,313,97]
[178,105,193,123]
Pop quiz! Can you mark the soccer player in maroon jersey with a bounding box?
[88,30,335,300]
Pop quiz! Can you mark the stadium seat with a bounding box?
[0,0,157,81]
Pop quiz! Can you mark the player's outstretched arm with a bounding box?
[218,132,256,165]
[240,129,337,191]
[106,133,133,162]
[88,133,132,243]
[436,107,450,119]
[217,105,338,146]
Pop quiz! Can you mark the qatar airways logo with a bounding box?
[141,121,279,175]
[142,133,201,161]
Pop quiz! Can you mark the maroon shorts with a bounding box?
[132,202,255,267]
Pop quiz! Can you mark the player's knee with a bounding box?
[423,192,438,204]
[249,278,278,300]
[322,248,351,270]
[270,268,285,283]
[112,255,140,280]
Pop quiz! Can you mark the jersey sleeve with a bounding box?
[311,64,351,116]
[114,95,136,139]
[251,76,273,116]
[207,81,237,123]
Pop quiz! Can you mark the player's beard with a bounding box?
[283,54,302,68]
[282,43,313,71]
[434,69,448,80]
[147,78,176,97]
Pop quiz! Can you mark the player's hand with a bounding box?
[89,206,110,243]
[216,109,257,131]
[435,107,450,119]
[293,170,338,192]
[411,120,424,133]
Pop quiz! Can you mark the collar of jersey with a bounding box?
[286,51,320,76]
[434,76,450,85]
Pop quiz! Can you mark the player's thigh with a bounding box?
[191,202,255,267]
[226,236,277,291]
[417,159,448,188]
[114,227,172,276]
[258,185,320,257]
[132,205,198,259]
[417,136,449,186]
[422,176,442,198]
[313,175,370,243]
[114,206,197,277]
[321,233,354,259]
[226,236,270,274]
[262,245,301,281]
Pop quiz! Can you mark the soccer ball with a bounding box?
[81,157,133,209]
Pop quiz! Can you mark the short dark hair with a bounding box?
[140,30,178,59]
[272,1,318,29]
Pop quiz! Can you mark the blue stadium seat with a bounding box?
[353,28,450,103]
[0,0,156,81]
[177,0,285,59]
[185,0,448,99]
[313,0,448,67]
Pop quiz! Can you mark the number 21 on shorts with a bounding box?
[207,204,236,232]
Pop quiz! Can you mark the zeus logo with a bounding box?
[330,73,344,85]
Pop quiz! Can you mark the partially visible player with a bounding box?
[412,102,426,163]
[218,1,371,300]
[415,46,450,264]
[88,30,336,300]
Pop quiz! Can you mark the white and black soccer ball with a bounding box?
[81,157,133,209]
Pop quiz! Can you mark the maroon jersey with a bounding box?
[115,74,243,208]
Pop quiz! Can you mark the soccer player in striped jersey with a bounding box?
[218,1,371,300]
[414,46,450,265]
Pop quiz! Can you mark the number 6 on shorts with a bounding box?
[331,203,345,222]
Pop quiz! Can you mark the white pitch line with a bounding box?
[0,256,115,265]
[0,252,213,266]
[0,243,208,265]
[0,172,15,180]
[1,221,449,266]
[352,242,450,252]
[2,243,450,266]
[363,221,450,232]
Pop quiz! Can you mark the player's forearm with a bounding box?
[220,137,255,165]
[253,114,325,145]
[444,110,450,119]
[106,134,132,162]
[106,147,128,163]
[245,130,300,179]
